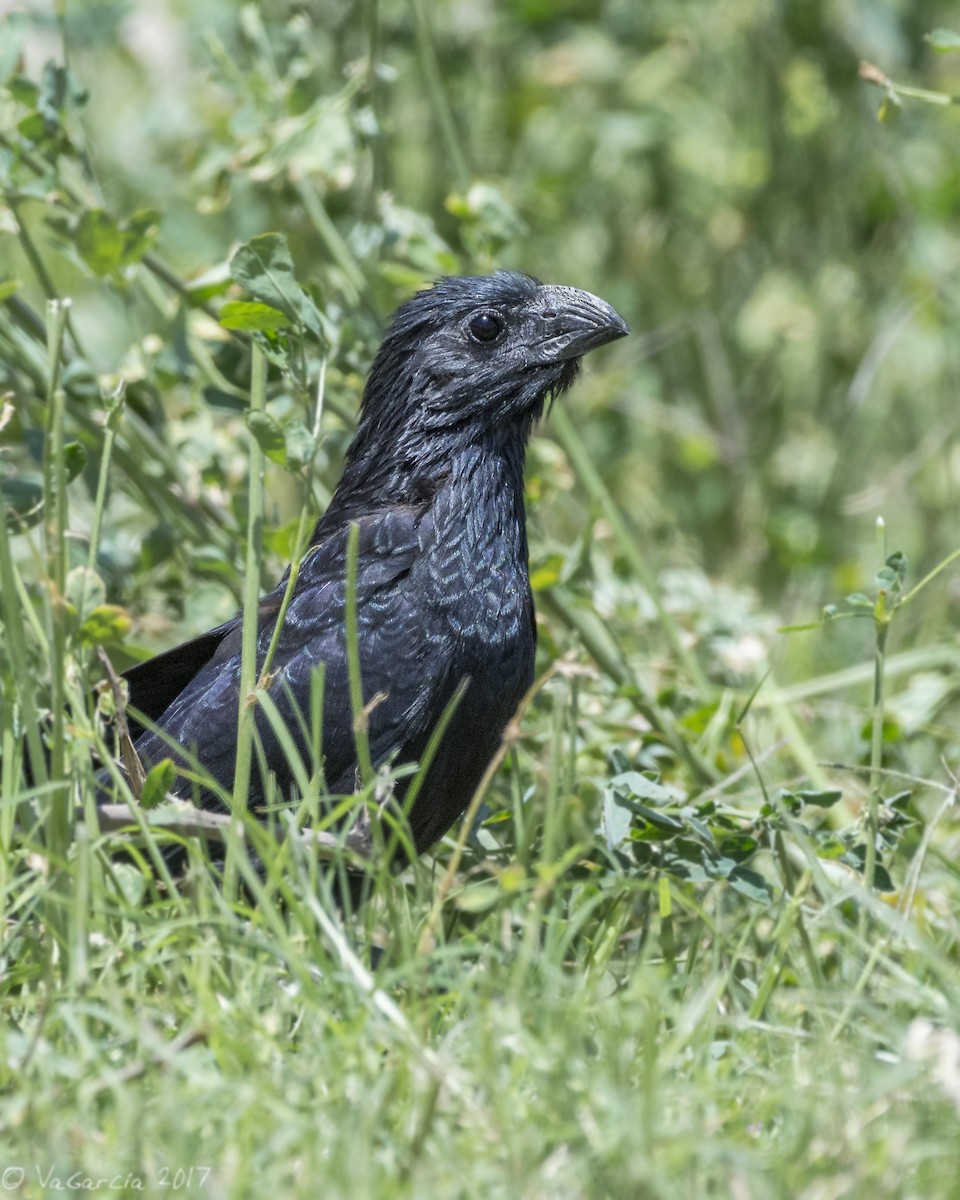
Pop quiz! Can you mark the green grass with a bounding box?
[3,2,960,1196]
[2,756,960,1198]
[2,313,959,1197]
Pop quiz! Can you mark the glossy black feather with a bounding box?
[120,272,628,855]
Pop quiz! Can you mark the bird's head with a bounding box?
[355,272,629,447]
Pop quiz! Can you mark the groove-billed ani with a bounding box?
[118,272,628,856]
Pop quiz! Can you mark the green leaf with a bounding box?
[106,862,146,906]
[926,28,960,53]
[453,884,501,913]
[8,76,39,106]
[140,759,177,811]
[624,802,686,834]
[783,788,844,809]
[39,60,71,121]
[734,667,771,725]
[229,233,325,340]
[219,300,292,333]
[886,790,913,813]
[185,262,234,304]
[66,566,105,621]
[684,813,716,843]
[17,111,49,142]
[119,207,161,266]
[246,410,287,464]
[602,786,633,848]
[718,834,759,862]
[281,421,318,471]
[529,553,566,590]
[75,208,125,275]
[78,604,133,647]
[263,516,305,560]
[64,440,86,482]
[878,92,902,125]
[726,865,774,903]
[841,844,895,891]
[611,771,686,806]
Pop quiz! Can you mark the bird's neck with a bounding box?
[439,438,529,534]
[428,439,533,632]
[321,421,532,529]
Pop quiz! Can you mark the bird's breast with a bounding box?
[420,456,534,695]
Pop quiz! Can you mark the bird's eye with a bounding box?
[468,311,505,343]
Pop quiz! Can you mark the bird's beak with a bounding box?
[536,285,630,362]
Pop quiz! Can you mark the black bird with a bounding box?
[118,273,628,857]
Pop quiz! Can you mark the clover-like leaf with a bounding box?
[229,233,325,341]
[219,300,292,333]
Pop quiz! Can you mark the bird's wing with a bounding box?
[121,595,281,741]
[262,502,448,793]
[128,503,447,801]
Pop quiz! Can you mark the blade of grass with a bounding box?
[0,513,47,795]
[257,357,326,688]
[40,299,73,938]
[406,0,470,190]
[226,339,268,898]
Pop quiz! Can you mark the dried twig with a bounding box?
[96,647,146,801]
[90,799,372,866]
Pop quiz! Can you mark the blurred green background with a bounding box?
[4,6,960,1193]
[2,0,959,720]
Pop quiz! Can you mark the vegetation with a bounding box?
[1,1,959,1195]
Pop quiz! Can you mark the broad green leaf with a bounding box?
[263,516,305,560]
[140,759,177,811]
[185,261,233,303]
[79,604,133,647]
[454,885,500,913]
[264,516,305,560]
[39,60,71,120]
[926,28,960,53]
[219,300,292,333]
[886,790,913,812]
[8,76,39,106]
[229,233,325,340]
[602,786,632,848]
[282,420,317,470]
[246,409,287,464]
[623,802,685,834]
[841,844,895,891]
[718,834,759,862]
[529,553,565,590]
[66,566,106,621]
[75,208,125,275]
[105,861,146,906]
[119,207,161,266]
[727,865,774,903]
[17,111,49,142]
[878,92,901,125]
[783,788,843,809]
[611,771,686,806]
[64,440,86,481]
